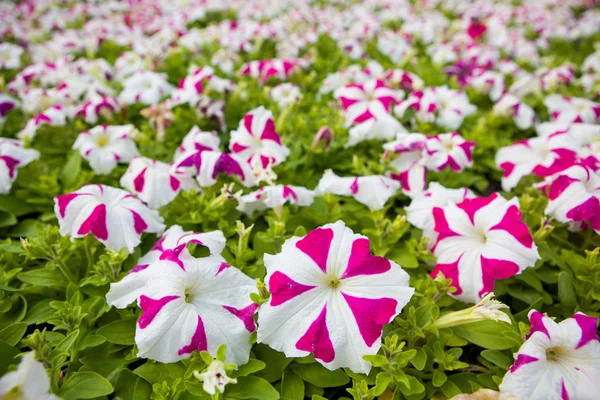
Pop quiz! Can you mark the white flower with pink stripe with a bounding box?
[495,133,578,191]
[174,150,256,188]
[425,132,476,172]
[316,170,400,210]
[54,184,164,253]
[236,185,315,217]
[0,94,19,124]
[334,79,402,127]
[135,225,226,268]
[106,245,256,365]
[18,105,69,140]
[120,157,198,209]
[257,220,414,373]
[544,165,600,234]
[73,125,139,175]
[229,106,290,168]
[0,139,40,195]
[384,133,429,198]
[493,94,536,130]
[500,310,600,400]
[74,95,120,124]
[544,94,600,124]
[427,193,539,303]
[175,126,221,159]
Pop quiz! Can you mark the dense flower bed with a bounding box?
[1,0,600,399]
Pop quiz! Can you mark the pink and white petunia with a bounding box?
[72,125,139,175]
[334,79,402,127]
[106,246,256,365]
[118,71,174,106]
[346,112,406,147]
[540,64,576,92]
[0,352,59,400]
[500,310,600,400]
[236,185,315,217]
[383,69,425,92]
[493,94,536,130]
[0,138,40,194]
[136,225,226,267]
[544,94,600,124]
[383,133,429,198]
[405,183,475,238]
[74,95,120,124]
[17,105,69,140]
[395,86,477,130]
[229,106,290,168]
[469,70,505,102]
[316,170,400,210]
[425,132,476,172]
[270,83,302,108]
[257,220,414,373]
[544,165,600,233]
[427,193,540,303]
[120,157,198,209]
[0,43,24,70]
[495,133,579,191]
[54,184,165,253]
[239,59,303,83]
[0,94,19,124]
[175,126,221,159]
[174,150,256,188]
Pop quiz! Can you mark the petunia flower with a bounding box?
[0,138,40,194]
[54,184,165,253]
[395,86,477,130]
[194,360,238,395]
[118,71,174,106]
[383,69,425,92]
[120,157,198,209]
[495,132,578,191]
[469,71,505,102]
[0,43,24,70]
[236,185,315,217]
[175,126,221,159]
[316,170,400,210]
[174,150,257,188]
[270,83,302,108]
[345,112,406,147]
[493,94,536,130]
[383,133,429,198]
[540,64,575,92]
[135,225,226,268]
[499,310,600,400]
[106,245,257,365]
[405,182,475,239]
[72,124,139,175]
[334,79,402,127]
[74,95,120,124]
[544,94,600,124]
[544,165,600,233]
[425,132,476,172]
[229,106,290,168]
[257,220,414,373]
[17,105,69,140]
[427,193,540,303]
[0,352,59,400]
[0,94,19,124]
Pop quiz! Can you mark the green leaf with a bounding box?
[59,371,114,400]
[55,329,80,353]
[432,370,447,387]
[18,268,69,287]
[281,369,304,400]
[134,361,187,385]
[96,318,136,345]
[0,211,17,228]
[0,322,27,346]
[0,196,35,216]
[23,299,55,324]
[480,350,513,370]
[0,340,20,375]
[231,358,266,378]
[114,369,153,400]
[557,271,577,309]
[80,353,131,382]
[440,381,462,398]
[224,376,279,400]
[452,321,521,350]
[410,347,427,371]
[253,343,292,382]
[60,151,82,187]
[290,363,350,388]
[78,334,106,350]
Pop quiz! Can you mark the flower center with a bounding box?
[328,277,341,289]
[546,346,565,362]
[184,287,196,303]
[96,134,110,147]
[473,226,487,243]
